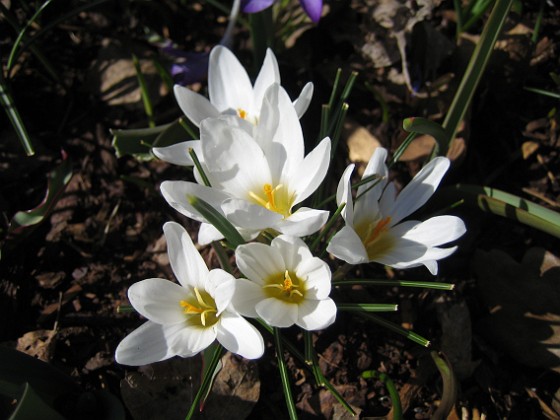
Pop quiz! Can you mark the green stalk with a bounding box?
[442,0,513,153]
[249,7,274,75]
[358,312,431,347]
[132,54,155,128]
[188,148,211,187]
[0,73,34,156]
[6,0,55,73]
[185,345,225,419]
[188,196,245,247]
[178,117,199,140]
[337,303,399,312]
[273,328,298,420]
[361,371,402,419]
[333,279,455,290]
[304,331,324,386]
[212,241,233,274]
[311,202,345,252]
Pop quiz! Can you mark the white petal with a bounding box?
[293,82,314,118]
[201,118,271,196]
[327,226,369,264]
[152,140,201,166]
[389,157,450,225]
[289,137,331,204]
[115,321,178,366]
[207,269,236,314]
[253,48,280,113]
[256,298,298,328]
[174,85,220,127]
[128,278,187,324]
[297,298,337,331]
[170,323,217,357]
[296,257,331,300]
[217,312,264,359]
[229,278,265,318]
[160,181,231,223]
[235,243,285,284]
[357,146,388,198]
[401,216,466,246]
[378,182,397,218]
[265,86,305,182]
[208,46,253,113]
[336,164,355,224]
[275,208,329,237]
[270,235,313,270]
[389,246,459,275]
[163,222,209,289]
[221,198,283,230]
[198,222,225,245]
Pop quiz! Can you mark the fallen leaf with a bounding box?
[473,248,560,372]
[121,352,259,419]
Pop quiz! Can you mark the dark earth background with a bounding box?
[1,0,560,418]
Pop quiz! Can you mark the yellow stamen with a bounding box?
[248,183,293,217]
[237,108,247,120]
[179,287,217,327]
[365,216,392,245]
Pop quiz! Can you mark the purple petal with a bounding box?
[241,0,275,13]
[169,53,210,86]
[299,0,322,22]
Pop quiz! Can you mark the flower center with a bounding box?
[248,183,294,218]
[179,287,218,327]
[356,216,395,260]
[263,270,305,303]
[237,108,258,125]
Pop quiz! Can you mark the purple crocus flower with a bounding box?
[241,0,323,23]
[162,43,210,86]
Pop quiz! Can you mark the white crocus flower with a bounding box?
[327,147,466,275]
[232,235,337,330]
[115,222,264,365]
[160,84,331,244]
[153,45,313,166]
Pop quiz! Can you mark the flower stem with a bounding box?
[273,327,298,420]
[332,279,454,290]
[185,344,225,420]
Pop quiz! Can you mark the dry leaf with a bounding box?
[473,248,560,372]
[121,352,260,420]
[522,141,539,159]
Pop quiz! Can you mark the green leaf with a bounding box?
[199,343,224,410]
[132,54,155,128]
[0,348,79,404]
[333,279,455,290]
[430,352,458,420]
[361,371,402,419]
[111,119,195,158]
[337,303,399,312]
[442,0,513,153]
[358,312,431,347]
[188,196,245,248]
[402,117,448,157]
[9,383,65,420]
[446,184,560,238]
[273,328,298,420]
[8,152,73,237]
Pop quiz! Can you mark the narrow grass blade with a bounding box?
[358,312,431,347]
[189,148,211,187]
[273,328,298,420]
[6,0,55,73]
[199,343,224,411]
[0,74,34,156]
[389,131,416,167]
[523,86,560,100]
[111,123,172,158]
[9,383,66,420]
[333,279,454,290]
[132,54,155,128]
[338,303,399,312]
[442,0,513,153]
